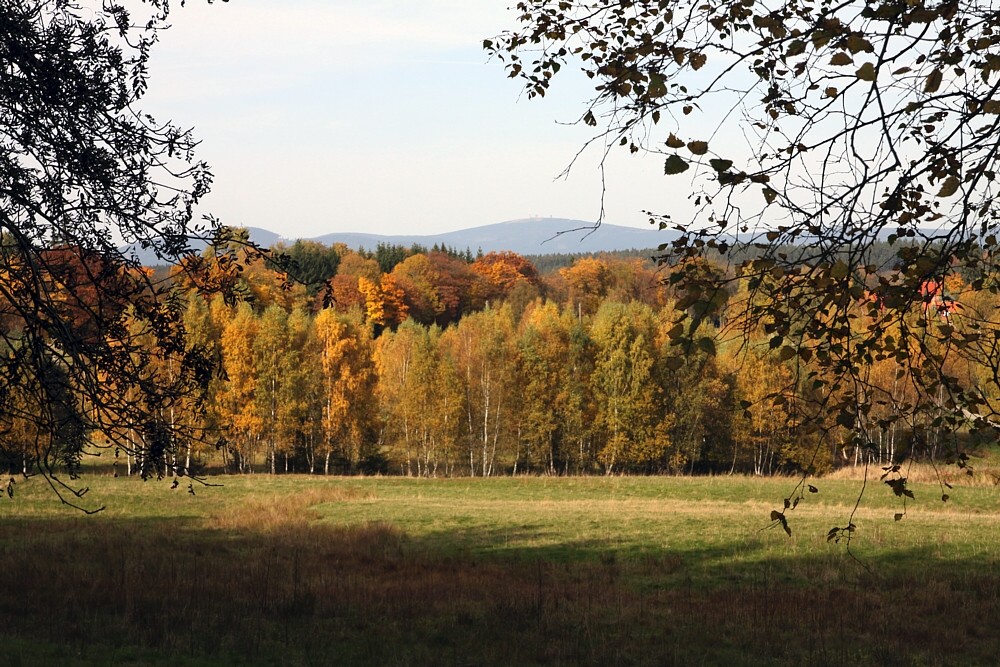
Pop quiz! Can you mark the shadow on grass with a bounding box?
[0,515,997,666]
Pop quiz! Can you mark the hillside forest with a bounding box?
[9,234,992,479]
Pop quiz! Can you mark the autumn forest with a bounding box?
[28,232,977,482]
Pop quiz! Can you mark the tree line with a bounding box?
[5,233,993,479]
[59,236,985,479]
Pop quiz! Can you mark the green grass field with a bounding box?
[1,472,999,665]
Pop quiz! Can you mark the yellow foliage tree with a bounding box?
[560,257,610,316]
[358,274,409,328]
[313,308,377,473]
[217,301,262,473]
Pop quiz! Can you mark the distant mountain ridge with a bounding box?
[310,218,674,256]
[124,217,677,266]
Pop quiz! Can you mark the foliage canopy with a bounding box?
[490,0,1000,505]
[0,0,231,507]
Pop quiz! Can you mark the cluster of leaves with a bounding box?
[489,0,1000,494]
[0,0,239,508]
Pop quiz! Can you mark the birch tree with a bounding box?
[253,305,288,474]
[442,305,517,476]
[590,302,673,473]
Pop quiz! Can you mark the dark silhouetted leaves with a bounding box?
[666,133,685,148]
[830,52,854,66]
[925,68,943,93]
[770,510,792,537]
[856,62,877,81]
[885,477,915,499]
[937,176,961,197]
[687,141,709,155]
[664,154,690,175]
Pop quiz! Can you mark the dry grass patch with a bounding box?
[205,483,370,532]
[823,461,1000,487]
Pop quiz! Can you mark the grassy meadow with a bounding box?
[1,471,1000,665]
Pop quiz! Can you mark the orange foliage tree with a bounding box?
[560,257,611,316]
[471,251,541,303]
[358,274,409,328]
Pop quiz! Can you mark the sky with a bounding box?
[143,1,679,239]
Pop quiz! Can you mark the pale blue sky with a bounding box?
[144,1,680,239]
